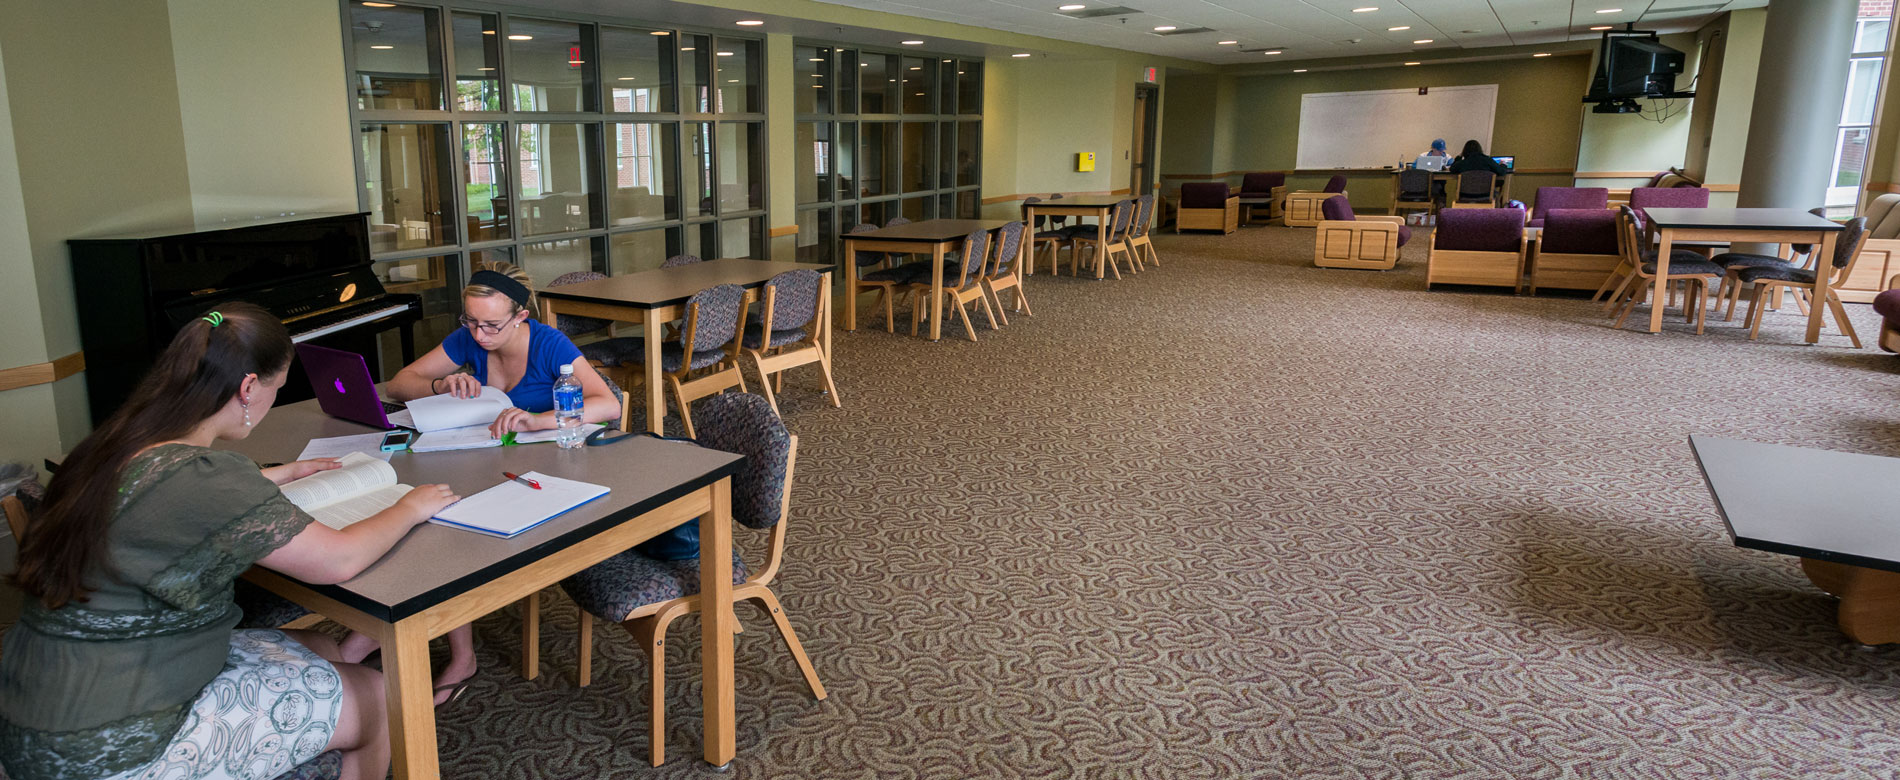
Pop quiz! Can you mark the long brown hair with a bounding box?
[10,302,293,609]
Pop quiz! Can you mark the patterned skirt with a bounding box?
[101,629,344,780]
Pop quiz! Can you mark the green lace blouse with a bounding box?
[0,444,314,780]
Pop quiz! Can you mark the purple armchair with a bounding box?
[1529,208,1621,294]
[1176,182,1239,233]
[1314,195,1410,270]
[1427,206,1528,290]
[1527,187,1609,228]
[1239,172,1288,223]
[1285,175,1351,227]
[1875,278,1900,352]
[1240,172,1286,196]
[1628,186,1710,223]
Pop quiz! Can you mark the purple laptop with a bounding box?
[296,344,399,430]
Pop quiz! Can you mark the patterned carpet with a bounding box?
[390,226,1900,777]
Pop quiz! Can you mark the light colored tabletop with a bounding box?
[1690,435,1900,574]
[536,258,831,310]
[850,219,1016,242]
[224,400,743,620]
[1645,208,1844,232]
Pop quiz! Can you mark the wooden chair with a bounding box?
[1391,169,1436,223]
[1527,209,1622,294]
[1603,207,1724,334]
[906,228,997,341]
[744,269,840,415]
[616,284,749,437]
[1175,183,1239,233]
[1070,199,1136,279]
[1448,171,1496,209]
[1425,205,1527,290]
[1313,195,1409,271]
[1283,175,1348,228]
[1123,194,1160,269]
[1024,195,1071,276]
[551,270,642,392]
[980,222,1031,324]
[848,222,909,333]
[1734,216,1868,346]
[559,394,825,766]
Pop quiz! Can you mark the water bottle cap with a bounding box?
[560,364,574,375]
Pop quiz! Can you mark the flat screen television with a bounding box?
[1584,30,1691,110]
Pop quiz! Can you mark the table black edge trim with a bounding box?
[303,455,747,623]
[1689,434,1900,577]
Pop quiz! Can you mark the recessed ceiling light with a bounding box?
[1218,40,1238,45]
[482,30,495,35]
[915,93,924,96]
[735,20,764,26]
[1388,26,1410,31]
[1059,3,1086,8]
[716,51,734,56]
[569,60,583,64]
[1264,50,1283,55]
[943,59,952,62]
[1590,25,1612,30]
[362,1,395,6]
[618,77,635,80]
[910,66,921,70]
[901,40,924,45]
[1353,7,1378,12]
[507,34,532,40]
[370,44,394,49]
[1533,52,1551,57]
[1012,52,1032,57]
[1154,26,1176,31]
[1597,7,1621,12]
[651,30,670,35]
[682,47,696,51]
[1293,68,1308,72]
[810,73,822,77]
[1413,39,1432,44]
[1404,61,1420,65]
[809,58,824,62]
[727,79,739,82]
[478,67,495,71]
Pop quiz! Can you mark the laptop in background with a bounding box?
[296,343,403,430]
[1493,155,1516,172]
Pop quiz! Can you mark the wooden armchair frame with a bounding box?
[1314,216,1406,270]
[1283,190,1337,228]
[908,233,998,342]
[1176,194,1239,234]
[746,282,841,416]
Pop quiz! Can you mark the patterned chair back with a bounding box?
[1458,171,1495,201]
[662,254,703,269]
[956,228,990,285]
[1048,192,1068,227]
[1128,194,1156,238]
[1615,206,1643,264]
[548,271,612,337]
[691,393,793,530]
[847,222,885,274]
[1830,216,1869,272]
[681,283,746,352]
[762,269,823,330]
[886,217,912,228]
[1023,195,1045,229]
[990,222,1025,277]
[1111,199,1136,239]
[1397,169,1433,198]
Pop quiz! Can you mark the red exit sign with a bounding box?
[1143,67,1156,83]
[568,45,581,68]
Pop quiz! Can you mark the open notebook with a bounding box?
[279,452,411,530]
[429,472,610,538]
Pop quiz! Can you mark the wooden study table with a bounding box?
[1020,197,1120,278]
[227,400,745,778]
[843,218,1015,340]
[1642,209,1842,340]
[537,258,833,433]
[1692,435,1900,645]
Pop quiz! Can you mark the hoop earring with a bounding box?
[241,400,252,427]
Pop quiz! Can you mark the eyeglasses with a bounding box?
[457,316,511,335]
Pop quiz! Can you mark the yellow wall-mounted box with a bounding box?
[1076,152,1095,172]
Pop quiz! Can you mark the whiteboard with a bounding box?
[1295,85,1499,170]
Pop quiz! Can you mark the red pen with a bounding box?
[502,471,542,490]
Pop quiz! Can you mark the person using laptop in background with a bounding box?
[1,303,460,780]
[338,261,620,703]
[1413,138,1450,171]
[1448,139,1511,177]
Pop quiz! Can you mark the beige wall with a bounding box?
[1703,8,1767,208]
[981,56,1166,218]
[1575,33,1700,189]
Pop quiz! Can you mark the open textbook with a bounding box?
[280,452,412,530]
[403,386,512,432]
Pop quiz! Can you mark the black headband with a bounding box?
[468,270,532,309]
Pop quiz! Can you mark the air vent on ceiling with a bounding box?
[1153,27,1213,36]
[1058,5,1141,19]
[1239,45,1288,52]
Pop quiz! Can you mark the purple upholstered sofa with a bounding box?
[1527,187,1609,228]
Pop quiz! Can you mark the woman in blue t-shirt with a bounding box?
[341,262,621,703]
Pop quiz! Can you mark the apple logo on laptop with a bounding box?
[334,378,348,395]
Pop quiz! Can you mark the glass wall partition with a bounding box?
[793,42,982,267]
[343,0,770,340]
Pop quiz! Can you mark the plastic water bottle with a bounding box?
[552,364,585,449]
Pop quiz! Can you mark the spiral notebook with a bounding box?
[428,471,610,538]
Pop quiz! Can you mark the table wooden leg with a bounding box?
[519,593,539,680]
[1022,207,1036,276]
[382,618,440,780]
[843,238,860,331]
[819,271,834,367]
[700,479,737,767]
[1802,558,1900,645]
[1649,230,1674,334]
[643,314,665,434]
[928,243,945,341]
[1806,232,1838,344]
[1094,213,1108,280]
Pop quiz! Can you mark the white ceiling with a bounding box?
[797,0,1768,64]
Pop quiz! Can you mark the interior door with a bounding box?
[1131,85,1158,196]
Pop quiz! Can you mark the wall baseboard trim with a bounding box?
[768,225,799,238]
[980,188,1132,205]
[0,352,84,393]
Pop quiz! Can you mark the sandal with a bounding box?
[433,681,471,707]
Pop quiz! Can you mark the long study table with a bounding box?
[843,219,1015,340]
[1020,197,1121,279]
[227,400,745,778]
[537,258,832,433]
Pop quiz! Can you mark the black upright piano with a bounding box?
[70,212,422,424]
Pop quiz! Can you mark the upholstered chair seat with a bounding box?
[562,549,749,624]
